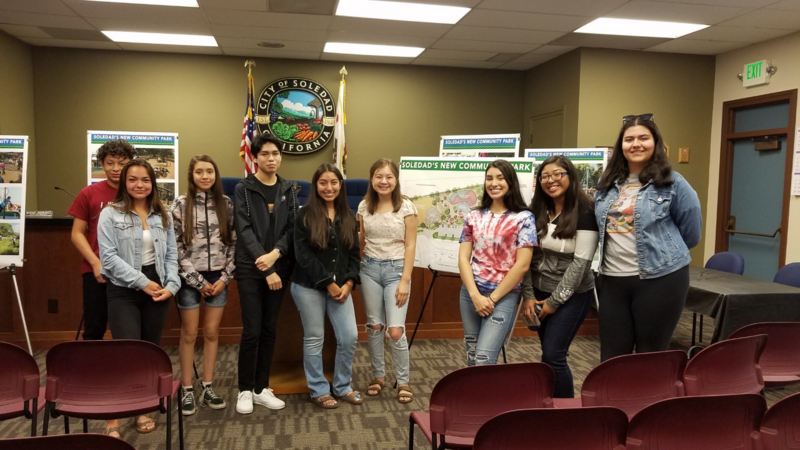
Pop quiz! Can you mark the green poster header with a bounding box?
[400,159,532,173]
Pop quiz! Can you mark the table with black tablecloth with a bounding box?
[686,266,800,342]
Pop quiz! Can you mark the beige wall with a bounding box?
[31,47,524,213]
[706,31,800,264]
[576,48,716,264]
[0,31,37,209]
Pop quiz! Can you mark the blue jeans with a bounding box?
[291,283,358,399]
[360,256,410,385]
[460,285,518,366]
[535,287,593,398]
[177,271,228,310]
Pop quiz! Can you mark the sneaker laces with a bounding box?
[182,389,194,407]
[238,390,252,401]
[203,385,220,400]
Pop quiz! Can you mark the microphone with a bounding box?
[54,186,77,199]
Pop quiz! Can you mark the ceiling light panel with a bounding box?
[102,31,217,46]
[324,42,423,57]
[575,18,708,38]
[335,0,470,24]
[83,0,198,6]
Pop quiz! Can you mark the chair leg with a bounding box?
[501,345,507,364]
[698,315,704,343]
[178,393,185,450]
[166,396,172,450]
[83,418,88,433]
[31,398,38,437]
[75,313,85,341]
[431,432,437,450]
[691,313,697,347]
[42,402,49,436]
[64,415,70,434]
[408,417,415,450]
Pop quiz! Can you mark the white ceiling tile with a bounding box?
[64,0,208,21]
[646,38,747,54]
[549,33,669,50]
[0,10,94,29]
[476,0,629,17]
[444,26,565,44]
[206,9,331,30]
[767,0,800,11]
[0,24,52,38]
[605,0,751,25]
[86,17,212,34]
[326,31,437,48]
[222,47,321,60]
[411,58,503,69]
[116,42,224,54]
[651,0,775,7]
[216,37,323,52]
[459,9,592,32]
[419,48,496,61]
[19,36,121,50]
[511,52,558,64]
[720,8,800,29]
[433,38,539,53]
[0,0,75,15]
[320,53,415,65]
[497,61,539,70]
[530,44,577,55]
[330,16,451,38]
[211,24,328,42]
[198,0,267,11]
[399,0,481,6]
[684,25,797,43]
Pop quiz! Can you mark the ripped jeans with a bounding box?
[459,285,517,366]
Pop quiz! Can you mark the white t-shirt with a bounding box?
[141,229,156,266]
[602,175,641,276]
[358,198,417,260]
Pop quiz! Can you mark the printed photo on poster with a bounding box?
[0,221,21,255]
[157,182,175,207]
[0,152,24,184]
[0,186,23,219]
[137,147,175,180]
[0,135,29,267]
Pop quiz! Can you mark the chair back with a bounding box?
[220,177,240,203]
[626,394,766,450]
[705,251,745,275]
[0,434,137,450]
[683,334,767,396]
[291,180,311,206]
[343,178,369,213]
[580,350,687,419]
[0,342,40,408]
[730,322,800,387]
[473,407,627,450]
[773,262,800,288]
[45,340,174,406]
[761,392,800,450]
[429,362,554,439]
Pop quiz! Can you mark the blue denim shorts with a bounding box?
[177,271,227,310]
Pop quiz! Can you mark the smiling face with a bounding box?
[540,163,570,201]
[485,167,509,202]
[126,165,152,201]
[622,125,655,172]
[316,171,341,205]
[371,164,397,196]
[101,155,130,186]
[192,161,216,193]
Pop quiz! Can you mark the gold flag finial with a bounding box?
[340,65,348,79]
[244,60,256,73]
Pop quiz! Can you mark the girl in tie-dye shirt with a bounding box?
[458,160,537,366]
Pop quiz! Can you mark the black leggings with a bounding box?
[107,265,170,345]
[598,265,689,361]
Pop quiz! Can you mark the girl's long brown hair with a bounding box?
[530,155,593,240]
[363,158,403,215]
[182,155,232,245]
[111,159,170,228]
[304,164,356,250]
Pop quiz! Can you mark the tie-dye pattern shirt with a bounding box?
[459,209,537,292]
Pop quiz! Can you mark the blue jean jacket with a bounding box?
[97,205,181,295]
[595,171,702,279]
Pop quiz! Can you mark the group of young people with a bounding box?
[67,113,701,439]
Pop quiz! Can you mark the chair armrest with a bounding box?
[23,375,39,401]
[429,405,445,433]
[158,373,173,398]
[45,376,58,402]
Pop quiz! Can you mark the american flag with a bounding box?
[239,69,257,175]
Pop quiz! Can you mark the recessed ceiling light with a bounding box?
[83,0,199,6]
[335,0,470,25]
[324,42,423,58]
[575,18,708,39]
[102,31,217,46]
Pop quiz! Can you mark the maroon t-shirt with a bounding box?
[67,180,119,275]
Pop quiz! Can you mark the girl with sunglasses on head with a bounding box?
[458,159,537,366]
[595,114,702,361]
[523,155,599,398]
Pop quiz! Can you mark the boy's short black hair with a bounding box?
[96,139,137,163]
[252,134,284,155]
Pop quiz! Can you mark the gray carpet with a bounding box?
[2,311,798,449]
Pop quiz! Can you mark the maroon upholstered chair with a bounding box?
[553,350,686,419]
[473,407,628,450]
[0,341,45,436]
[730,322,800,387]
[42,340,183,450]
[409,362,555,449]
[626,394,767,450]
[760,392,800,450]
[683,334,767,396]
[0,433,136,450]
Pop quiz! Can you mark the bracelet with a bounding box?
[488,294,496,303]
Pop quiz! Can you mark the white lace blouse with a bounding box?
[358,198,417,260]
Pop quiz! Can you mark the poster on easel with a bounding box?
[87,131,179,207]
[399,157,535,273]
[0,136,29,267]
[525,148,608,198]
[439,133,521,158]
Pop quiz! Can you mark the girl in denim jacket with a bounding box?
[594,114,702,361]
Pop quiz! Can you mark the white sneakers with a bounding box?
[236,388,285,414]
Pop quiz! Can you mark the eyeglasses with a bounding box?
[540,172,568,182]
[622,113,654,124]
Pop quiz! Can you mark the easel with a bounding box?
[2,264,33,354]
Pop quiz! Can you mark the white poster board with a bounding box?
[525,148,608,197]
[439,134,520,158]
[399,157,535,273]
[87,131,179,206]
[0,136,29,267]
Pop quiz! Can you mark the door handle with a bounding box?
[725,227,781,238]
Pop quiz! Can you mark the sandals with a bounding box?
[104,426,121,439]
[313,394,339,409]
[337,390,363,405]
[397,385,414,404]
[366,379,385,396]
[134,415,156,434]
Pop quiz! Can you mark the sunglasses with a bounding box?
[622,113,654,124]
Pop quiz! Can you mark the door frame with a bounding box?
[715,89,797,268]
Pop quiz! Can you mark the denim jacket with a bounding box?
[595,171,702,279]
[97,204,181,295]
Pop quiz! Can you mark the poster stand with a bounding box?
[2,264,32,354]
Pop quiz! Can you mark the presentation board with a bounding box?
[525,148,608,197]
[439,133,520,158]
[87,131,179,206]
[399,157,535,273]
[0,136,29,267]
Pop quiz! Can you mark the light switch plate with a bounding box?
[679,147,689,163]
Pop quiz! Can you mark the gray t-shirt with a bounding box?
[601,175,642,276]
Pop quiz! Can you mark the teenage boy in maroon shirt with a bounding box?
[68,140,137,340]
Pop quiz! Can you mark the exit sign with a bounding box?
[743,60,769,87]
